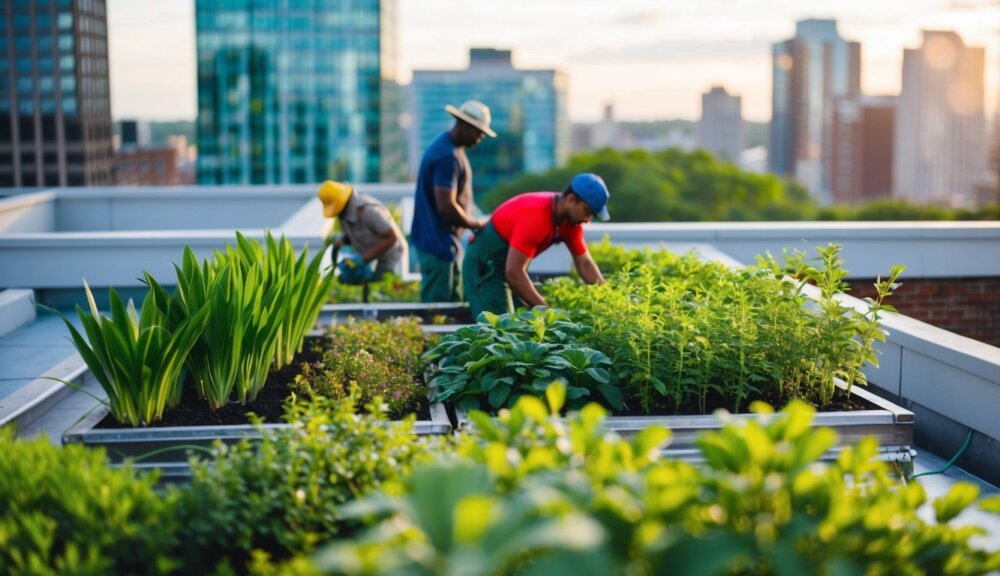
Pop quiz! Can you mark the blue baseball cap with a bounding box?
[570,173,610,221]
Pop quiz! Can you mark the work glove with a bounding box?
[336,249,374,284]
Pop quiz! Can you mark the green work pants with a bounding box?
[416,247,461,303]
[462,221,518,319]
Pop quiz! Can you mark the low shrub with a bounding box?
[0,428,179,575]
[293,318,434,418]
[175,394,449,573]
[284,386,1000,576]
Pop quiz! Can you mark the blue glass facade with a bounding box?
[409,49,568,200]
[195,0,405,185]
[0,0,113,187]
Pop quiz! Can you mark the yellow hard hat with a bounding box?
[317,180,352,218]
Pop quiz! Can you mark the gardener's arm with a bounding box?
[434,185,486,231]
[573,252,605,285]
[360,227,400,263]
[505,247,546,307]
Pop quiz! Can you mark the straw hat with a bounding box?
[444,100,497,137]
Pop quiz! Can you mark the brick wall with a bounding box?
[847,277,1000,347]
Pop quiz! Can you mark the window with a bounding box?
[64,118,81,140]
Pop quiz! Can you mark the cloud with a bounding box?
[948,0,1000,9]
[568,38,772,65]
[611,9,664,26]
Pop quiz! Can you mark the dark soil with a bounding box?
[611,383,877,417]
[95,347,432,429]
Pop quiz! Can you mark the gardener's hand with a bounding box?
[336,254,373,284]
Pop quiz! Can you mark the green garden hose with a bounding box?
[911,429,974,479]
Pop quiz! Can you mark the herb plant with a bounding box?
[292,318,434,418]
[541,243,904,414]
[425,308,622,412]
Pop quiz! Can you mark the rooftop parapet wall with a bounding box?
[0,191,56,234]
[850,277,1000,347]
[3,183,1000,288]
[0,187,330,290]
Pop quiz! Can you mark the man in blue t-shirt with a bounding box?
[410,100,495,303]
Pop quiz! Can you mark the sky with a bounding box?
[108,0,1000,123]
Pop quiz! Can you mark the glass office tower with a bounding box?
[770,19,860,202]
[0,0,114,187]
[410,48,569,200]
[195,0,405,185]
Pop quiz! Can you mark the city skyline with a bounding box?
[108,0,1000,123]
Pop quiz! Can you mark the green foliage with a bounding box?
[52,278,208,426]
[0,428,179,575]
[175,394,449,572]
[481,147,1000,223]
[817,199,1000,221]
[327,272,420,304]
[542,243,901,414]
[425,309,621,412]
[481,148,814,222]
[279,390,1000,575]
[170,232,294,408]
[270,234,337,369]
[293,318,434,418]
[324,318,433,376]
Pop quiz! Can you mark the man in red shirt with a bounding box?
[463,173,609,318]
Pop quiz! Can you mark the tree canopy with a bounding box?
[480,147,999,222]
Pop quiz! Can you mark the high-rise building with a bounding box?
[770,19,860,202]
[119,119,150,148]
[697,85,744,163]
[195,0,405,185]
[590,103,627,151]
[409,48,569,199]
[831,95,895,204]
[0,0,113,187]
[894,31,986,207]
[991,106,1000,195]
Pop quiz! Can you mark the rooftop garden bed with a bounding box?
[4,387,997,575]
[55,233,449,479]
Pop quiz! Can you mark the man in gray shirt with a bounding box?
[317,180,405,281]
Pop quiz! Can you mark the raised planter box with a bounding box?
[454,381,916,475]
[318,302,472,326]
[63,401,451,483]
[62,321,457,482]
